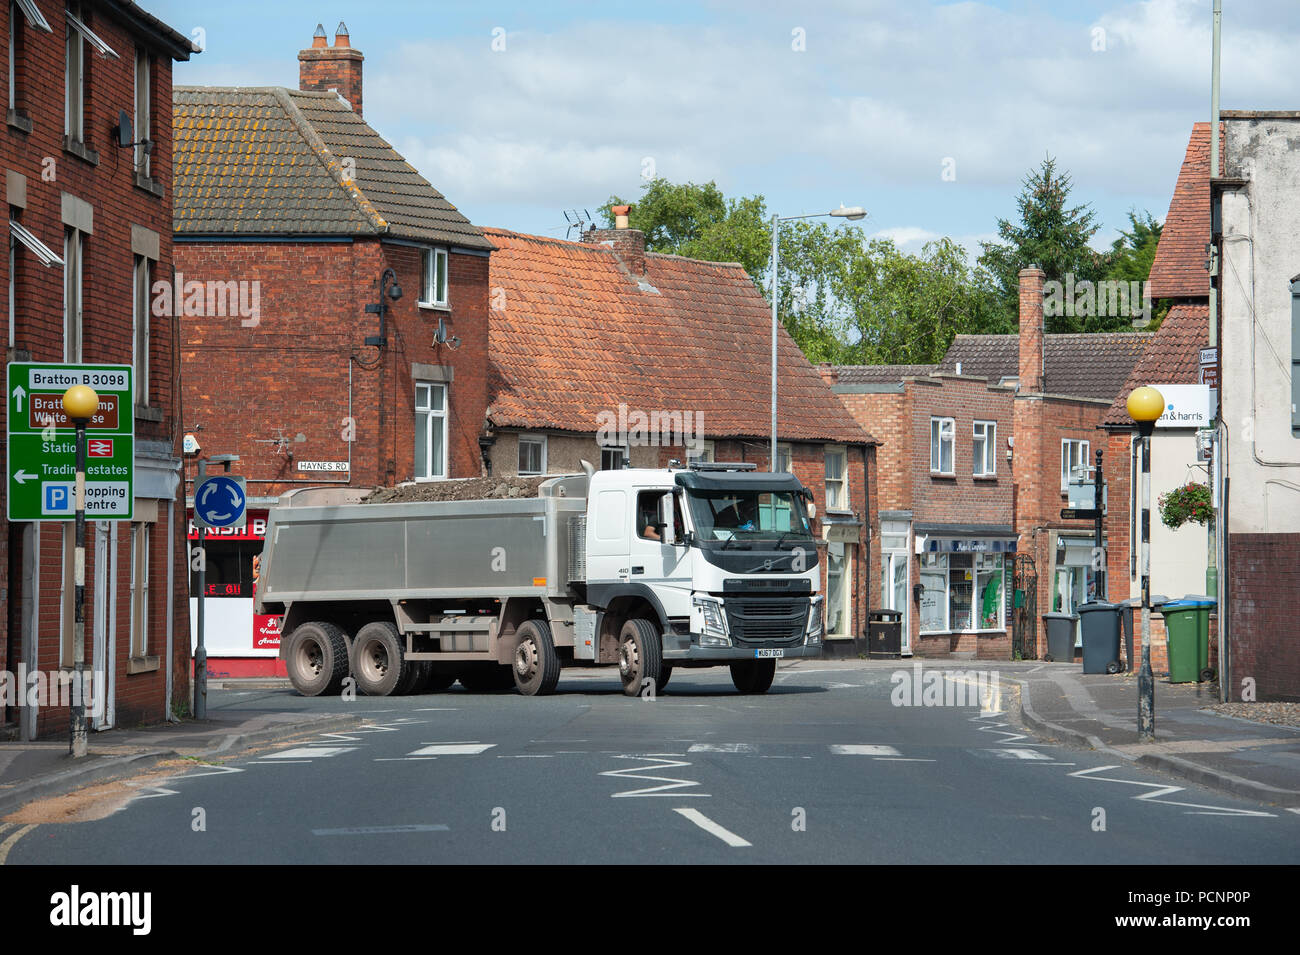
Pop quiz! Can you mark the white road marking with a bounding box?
[1068,765,1276,817]
[412,708,459,712]
[408,743,495,756]
[263,746,357,759]
[688,743,756,753]
[673,808,751,847]
[874,757,938,762]
[497,754,554,758]
[253,760,315,764]
[313,824,449,836]
[831,744,901,756]
[991,748,1054,760]
[601,756,709,798]
[0,824,36,865]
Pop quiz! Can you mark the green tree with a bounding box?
[1105,209,1170,329]
[978,156,1115,333]
[600,179,770,278]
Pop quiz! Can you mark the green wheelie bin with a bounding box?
[1158,598,1216,683]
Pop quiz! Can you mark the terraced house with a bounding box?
[1,0,196,739]
[828,270,1149,660]
[172,24,492,675]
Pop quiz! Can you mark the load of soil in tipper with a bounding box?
[362,475,547,505]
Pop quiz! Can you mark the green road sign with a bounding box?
[6,363,134,520]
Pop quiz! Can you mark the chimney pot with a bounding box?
[312,23,328,48]
[334,21,350,47]
[612,204,630,230]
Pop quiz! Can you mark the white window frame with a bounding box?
[134,46,151,177]
[600,443,628,471]
[775,442,793,473]
[973,420,996,477]
[930,417,955,475]
[16,0,52,32]
[64,2,84,140]
[66,8,117,59]
[414,382,448,480]
[133,255,150,406]
[130,522,151,658]
[1061,438,1091,493]
[918,552,949,634]
[419,246,449,308]
[517,434,546,476]
[686,439,714,466]
[63,227,82,362]
[824,446,848,511]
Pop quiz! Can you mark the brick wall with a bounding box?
[1226,533,1300,701]
[2,2,191,737]
[176,240,489,498]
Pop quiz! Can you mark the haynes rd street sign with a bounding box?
[6,363,134,521]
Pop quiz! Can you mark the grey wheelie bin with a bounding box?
[1077,601,1122,674]
[1043,612,1078,663]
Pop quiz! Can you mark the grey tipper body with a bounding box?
[258,465,825,698]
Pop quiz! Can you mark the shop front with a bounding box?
[914,524,1016,655]
[187,509,284,678]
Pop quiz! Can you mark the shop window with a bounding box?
[826,541,853,636]
[919,553,948,633]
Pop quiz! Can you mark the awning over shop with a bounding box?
[913,522,1018,554]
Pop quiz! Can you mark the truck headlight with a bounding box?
[806,595,824,644]
[693,596,730,646]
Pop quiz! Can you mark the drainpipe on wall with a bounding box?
[1209,0,1224,700]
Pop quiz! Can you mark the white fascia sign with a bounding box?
[1152,383,1210,429]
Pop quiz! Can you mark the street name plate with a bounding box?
[1060,508,1102,520]
[6,363,134,520]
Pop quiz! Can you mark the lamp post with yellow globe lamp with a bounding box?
[1127,385,1164,743]
[62,384,99,757]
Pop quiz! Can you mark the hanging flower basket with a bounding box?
[1158,482,1213,529]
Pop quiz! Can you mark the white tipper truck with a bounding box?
[255,463,824,697]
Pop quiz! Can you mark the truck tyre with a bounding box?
[618,618,664,698]
[513,620,561,696]
[657,665,673,693]
[351,621,407,696]
[397,659,429,695]
[730,658,776,694]
[285,621,349,697]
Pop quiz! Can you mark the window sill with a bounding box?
[134,173,164,198]
[134,403,162,422]
[6,109,32,134]
[929,471,956,479]
[413,476,448,483]
[63,136,99,166]
[973,473,998,481]
[127,655,160,675]
[417,302,451,312]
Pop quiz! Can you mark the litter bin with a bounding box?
[867,609,903,659]
[1043,612,1078,663]
[1159,597,1216,683]
[1077,602,1123,674]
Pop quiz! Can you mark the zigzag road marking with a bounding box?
[1068,765,1277,817]
[601,755,710,798]
[314,718,428,743]
[969,709,1045,747]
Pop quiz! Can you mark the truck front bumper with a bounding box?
[661,638,824,662]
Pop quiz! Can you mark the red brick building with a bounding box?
[484,224,879,654]
[829,271,1149,660]
[172,24,492,674]
[2,1,196,739]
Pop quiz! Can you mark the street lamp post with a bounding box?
[1127,386,1164,742]
[769,205,866,468]
[62,384,99,757]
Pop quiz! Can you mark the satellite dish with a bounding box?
[116,110,133,148]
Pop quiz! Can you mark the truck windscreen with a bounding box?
[686,490,812,542]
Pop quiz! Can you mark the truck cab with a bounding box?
[579,463,825,695]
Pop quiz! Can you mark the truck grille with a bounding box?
[725,597,809,647]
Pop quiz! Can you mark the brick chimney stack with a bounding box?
[299,22,364,117]
[582,205,646,276]
[1018,265,1045,393]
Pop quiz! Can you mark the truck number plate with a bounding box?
[754,649,784,659]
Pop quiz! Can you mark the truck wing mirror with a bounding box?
[658,492,677,546]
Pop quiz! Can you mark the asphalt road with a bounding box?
[7,663,1298,864]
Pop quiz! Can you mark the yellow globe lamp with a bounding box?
[62,385,99,423]
[1127,386,1164,436]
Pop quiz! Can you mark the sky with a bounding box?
[145,0,1298,261]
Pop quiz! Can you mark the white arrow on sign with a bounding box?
[13,469,36,484]
[228,485,243,508]
[12,385,25,411]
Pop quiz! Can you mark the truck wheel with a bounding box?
[730,659,776,694]
[285,621,349,697]
[351,621,406,696]
[618,618,663,698]
[397,660,429,695]
[658,665,673,693]
[513,620,561,696]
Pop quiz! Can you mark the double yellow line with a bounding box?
[0,821,37,864]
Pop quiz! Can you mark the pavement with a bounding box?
[1,661,1297,818]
